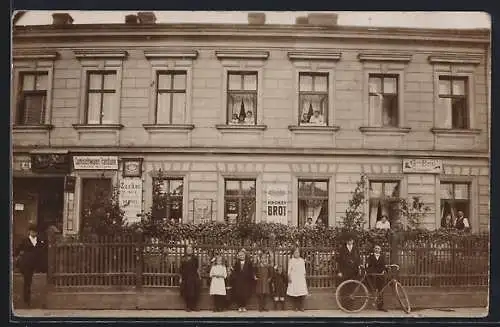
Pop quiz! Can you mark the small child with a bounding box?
[255,253,272,311]
[270,265,287,310]
[209,255,228,312]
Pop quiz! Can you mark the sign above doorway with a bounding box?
[402,159,443,174]
[73,156,119,170]
[30,154,71,173]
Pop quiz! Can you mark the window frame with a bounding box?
[226,71,259,125]
[368,73,400,128]
[84,70,118,125]
[297,178,329,227]
[365,174,405,229]
[435,74,472,130]
[16,71,49,125]
[152,177,185,223]
[223,178,257,224]
[297,72,330,127]
[154,70,188,125]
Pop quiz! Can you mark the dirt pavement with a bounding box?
[12,307,488,319]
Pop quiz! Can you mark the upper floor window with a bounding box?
[227,72,257,125]
[152,178,184,223]
[299,73,328,126]
[16,72,48,125]
[369,180,400,229]
[155,71,187,124]
[224,179,256,223]
[437,76,468,129]
[85,71,117,124]
[298,179,328,227]
[369,74,399,127]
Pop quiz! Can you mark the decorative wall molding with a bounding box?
[73,49,128,60]
[358,51,412,62]
[144,49,198,60]
[13,49,59,61]
[287,50,341,61]
[215,49,269,60]
[428,53,482,65]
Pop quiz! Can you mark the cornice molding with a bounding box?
[358,51,412,62]
[144,49,198,60]
[287,50,341,61]
[73,49,128,60]
[215,49,269,60]
[428,53,482,65]
[13,49,59,61]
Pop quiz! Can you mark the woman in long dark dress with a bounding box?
[179,245,201,311]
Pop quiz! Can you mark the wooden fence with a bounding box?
[47,234,489,290]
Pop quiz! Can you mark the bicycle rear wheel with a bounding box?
[335,279,369,313]
[394,281,411,313]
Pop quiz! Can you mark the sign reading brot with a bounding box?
[73,156,119,170]
[266,184,288,224]
[403,158,443,174]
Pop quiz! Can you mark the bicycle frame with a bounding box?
[357,264,400,299]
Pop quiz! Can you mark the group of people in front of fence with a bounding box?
[178,236,389,312]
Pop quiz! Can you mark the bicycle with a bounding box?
[335,264,411,313]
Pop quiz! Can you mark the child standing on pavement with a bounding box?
[255,253,272,311]
[270,264,287,310]
[209,255,228,312]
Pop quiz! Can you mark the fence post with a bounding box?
[135,230,144,290]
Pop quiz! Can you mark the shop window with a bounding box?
[368,180,400,228]
[224,179,256,223]
[155,71,187,124]
[80,178,112,229]
[437,76,469,129]
[298,73,328,126]
[16,72,48,125]
[298,180,328,227]
[85,71,118,124]
[227,72,257,125]
[152,178,184,223]
[368,74,399,127]
[440,182,470,228]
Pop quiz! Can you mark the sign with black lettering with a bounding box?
[265,184,288,224]
[403,159,443,174]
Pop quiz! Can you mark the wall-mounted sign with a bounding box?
[265,184,288,224]
[403,159,443,174]
[119,178,143,224]
[122,158,143,178]
[31,154,71,173]
[193,199,213,224]
[73,156,119,170]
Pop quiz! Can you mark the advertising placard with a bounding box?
[265,184,288,224]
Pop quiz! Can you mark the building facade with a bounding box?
[11,13,491,243]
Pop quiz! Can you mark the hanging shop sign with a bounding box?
[73,156,119,170]
[119,178,143,224]
[193,199,213,224]
[30,154,71,173]
[265,184,288,224]
[403,158,443,174]
[122,158,143,177]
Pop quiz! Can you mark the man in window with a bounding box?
[455,210,470,232]
[309,109,325,126]
[375,215,391,230]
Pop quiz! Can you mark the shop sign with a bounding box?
[30,154,71,173]
[265,184,288,224]
[73,156,119,170]
[119,178,143,224]
[193,199,213,224]
[403,159,443,174]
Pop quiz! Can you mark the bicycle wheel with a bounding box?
[394,281,411,313]
[335,279,370,313]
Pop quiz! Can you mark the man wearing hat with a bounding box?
[336,235,361,309]
[14,224,46,307]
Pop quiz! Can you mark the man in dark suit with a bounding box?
[14,224,46,307]
[231,249,256,312]
[336,236,361,309]
[366,244,387,311]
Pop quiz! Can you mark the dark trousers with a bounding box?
[212,295,225,311]
[235,292,250,308]
[289,295,304,310]
[368,275,385,309]
[22,269,34,305]
[184,295,198,311]
[257,294,268,311]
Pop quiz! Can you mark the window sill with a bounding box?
[143,124,195,132]
[13,124,54,132]
[431,128,481,135]
[288,125,340,133]
[359,126,411,135]
[72,124,124,131]
[216,124,268,131]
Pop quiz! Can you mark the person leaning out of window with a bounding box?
[308,110,325,126]
[455,210,471,232]
[375,214,391,230]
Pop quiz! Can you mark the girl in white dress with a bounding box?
[286,247,308,311]
[209,255,228,312]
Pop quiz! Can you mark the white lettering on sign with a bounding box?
[119,178,143,224]
[73,156,119,170]
[265,184,288,224]
[403,159,443,174]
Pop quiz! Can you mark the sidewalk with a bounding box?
[13,308,488,318]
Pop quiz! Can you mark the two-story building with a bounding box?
[11,12,491,245]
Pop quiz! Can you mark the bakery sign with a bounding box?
[265,184,288,224]
[73,156,119,170]
[119,178,143,224]
[403,159,443,174]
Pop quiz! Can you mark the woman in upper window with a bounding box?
[244,111,254,125]
[375,214,391,230]
[308,110,325,126]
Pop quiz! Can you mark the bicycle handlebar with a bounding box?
[385,264,400,271]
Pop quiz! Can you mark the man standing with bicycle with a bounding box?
[336,236,361,309]
[366,244,387,311]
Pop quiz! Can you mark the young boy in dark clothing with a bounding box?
[270,265,287,310]
[366,244,387,311]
